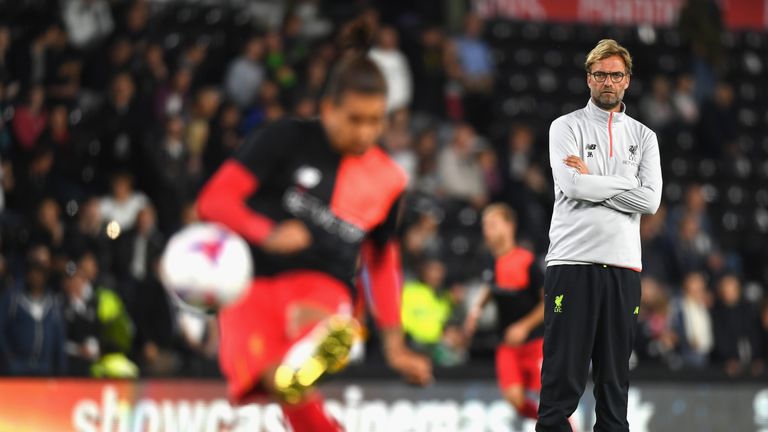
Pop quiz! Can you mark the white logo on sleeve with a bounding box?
[295,166,322,188]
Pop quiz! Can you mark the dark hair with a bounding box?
[325,18,386,104]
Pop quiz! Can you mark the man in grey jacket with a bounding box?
[536,39,662,432]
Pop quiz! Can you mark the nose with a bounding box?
[357,125,377,144]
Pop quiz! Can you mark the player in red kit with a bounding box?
[195,20,432,432]
[464,204,545,421]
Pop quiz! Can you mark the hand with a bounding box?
[564,155,589,174]
[382,329,433,386]
[463,308,481,338]
[725,359,742,377]
[261,219,312,255]
[504,322,530,347]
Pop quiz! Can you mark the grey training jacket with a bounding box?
[545,99,663,270]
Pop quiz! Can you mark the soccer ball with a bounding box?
[160,223,253,309]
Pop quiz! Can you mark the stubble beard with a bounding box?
[592,90,623,111]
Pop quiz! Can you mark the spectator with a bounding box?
[671,272,713,367]
[30,198,67,266]
[83,37,134,92]
[62,0,115,50]
[697,81,737,158]
[146,116,192,234]
[639,75,676,132]
[449,14,493,133]
[264,31,286,73]
[667,184,713,240]
[11,85,48,153]
[99,172,149,231]
[281,12,311,66]
[293,0,332,40]
[0,25,13,89]
[118,0,150,44]
[412,26,447,116]
[16,24,68,88]
[224,36,266,109]
[112,204,164,288]
[711,274,761,376]
[157,68,191,120]
[401,258,452,350]
[402,209,441,278]
[0,154,9,214]
[121,208,175,376]
[499,124,541,211]
[641,204,676,282]
[678,0,723,102]
[759,301,768,371]
[43,105,81,196]
[63,255,137,378]
[412,127,440,195]
[185,87,221,177]
[477,146,502,200]
[499,124,537,185]
[46,54,82,107]
[671,213,717,282]
[204,103,243,177]
[60,264,101,376]
[437,123,488,208]
[635,277,679,366]
[136,44,169,112]
[64,198,112,275]
[381,109,416,182]
[298,57,328,100]
[672,74,699,125]
[95,73,145,183]
[0,82,15,156]
[176,39,210,85]
[369,26,413,113]
[10,146,56,218]
[0,249,66,376]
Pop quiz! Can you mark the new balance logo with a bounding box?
[554,295,564,313]
[586,144,597,150]
[634,306,640,315]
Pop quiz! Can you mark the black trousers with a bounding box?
[536,264,641,432]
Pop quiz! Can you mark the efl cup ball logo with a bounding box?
[160,223,252,310]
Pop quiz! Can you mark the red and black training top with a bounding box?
[197,118,406,329]
[482,247,545,342]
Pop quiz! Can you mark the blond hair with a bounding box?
[584,39,633,74]
[483,203,517,225]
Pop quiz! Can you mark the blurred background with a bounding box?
[0,0,766,430]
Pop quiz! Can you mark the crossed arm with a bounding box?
[549,119,662,215]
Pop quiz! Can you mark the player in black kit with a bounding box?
[196,20,431,432]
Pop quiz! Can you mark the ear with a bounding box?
[320,98,334,118]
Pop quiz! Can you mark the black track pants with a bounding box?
[536,264,641,432]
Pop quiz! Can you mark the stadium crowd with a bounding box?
[0,0,766,379]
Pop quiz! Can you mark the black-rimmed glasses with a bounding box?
[588,71,628,83]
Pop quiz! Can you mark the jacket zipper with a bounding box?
[608,112,614,158]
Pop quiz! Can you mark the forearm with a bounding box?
[471,287,492,314]
[361,240,402,330]
[601,185,662,214]
[196,160,275,244]
[380,327,406,353]
[557,172,639,203]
